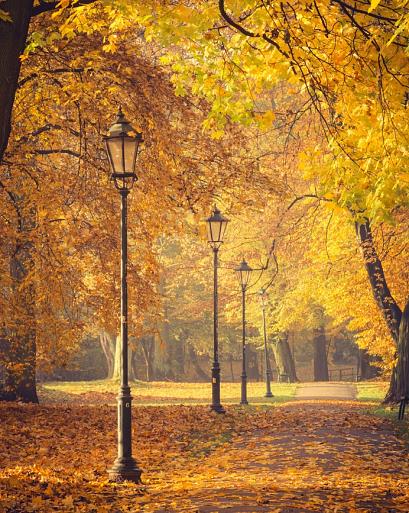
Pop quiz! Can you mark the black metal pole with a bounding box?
[108,189,142,483]
[240,287,248,405]
[262,303,273,398]
[211,247,225,413]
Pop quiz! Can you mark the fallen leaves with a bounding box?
[0,401,408,512]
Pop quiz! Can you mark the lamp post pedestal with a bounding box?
[108,387,142,483]
[265,373,273,398]
[211,361,225,413]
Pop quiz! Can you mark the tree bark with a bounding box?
[187,343,208,382]
[99,331,115,378]
[140,336,155,382]
[247,345,261,380]
[112,334,121,381]
[0,0,34,163]
[357,348,379,380]
[355,219,403,402]
[273,333,298,382]
[0,241,38,403]
[396,299,409,401]
[313,325,329,381]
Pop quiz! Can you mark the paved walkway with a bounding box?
[295,382,357,400]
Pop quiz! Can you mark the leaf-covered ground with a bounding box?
[1,400,408,512]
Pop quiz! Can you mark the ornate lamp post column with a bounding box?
[235,260,253,405]
[206,206,229,414]
[104,108,143,483]
[259,289,273,398]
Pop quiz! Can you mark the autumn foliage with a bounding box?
[1,400,409,512]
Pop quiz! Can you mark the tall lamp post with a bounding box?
[206,206,229,414]
[259,289,273,398]
[235,260,253,405]
[104,108,143,483]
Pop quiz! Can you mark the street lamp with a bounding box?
[235,259,253,405]
[104,107,143,483]
[206,206,229,414]
[259,289,273,398]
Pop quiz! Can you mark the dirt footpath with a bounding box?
[295,383,357,400]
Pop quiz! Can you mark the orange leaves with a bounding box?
[1,401,409,512]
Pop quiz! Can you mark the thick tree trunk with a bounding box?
[273,334,298,382]
[0,241,38,403]
[356,220,403,403]
[396,300,409,401]
[313,325,329,381]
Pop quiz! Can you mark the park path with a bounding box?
[295,382,357,400]
[150,402,409,513]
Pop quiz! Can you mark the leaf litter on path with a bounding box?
[0,401,408,512]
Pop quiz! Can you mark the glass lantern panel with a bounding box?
[123,136,138,173]
[106,137,124,173]
[219,219,228,242]
[242,269,251,288]
[208,220,222,243]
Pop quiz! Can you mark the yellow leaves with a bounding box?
[254,110,276,130]
[368,0,382,13]
[173,5,195,23]
[0,7,11,22]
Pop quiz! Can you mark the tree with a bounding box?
[0,1,256,400]
[138,0,409,401]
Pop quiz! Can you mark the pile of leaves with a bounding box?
[1,401,408,512]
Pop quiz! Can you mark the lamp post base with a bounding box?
[108,457,142,483]
[211,363,225,414]
[264,391,274,398]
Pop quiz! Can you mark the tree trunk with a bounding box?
[187,344,208,381]
[0,2,38,404]
[0,0,34,163]
[273,334,298,382]
[396,299,409,401]
[140,336,155,382]
[99,331,115,378]
[112,334,121,381]
[0,241,38,403]
[355,219,403,402]
[229,355,235,382]
[313,325,329,381]
[247,345,261,380]
[357,348,379,381]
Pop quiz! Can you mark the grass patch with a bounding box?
[356,381,388,402]
[39,380,297,406]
